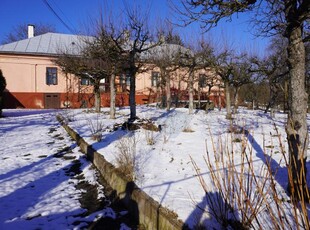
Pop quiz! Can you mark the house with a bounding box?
[0,27,224,109]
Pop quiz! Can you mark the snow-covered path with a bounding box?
[0,110,104,230]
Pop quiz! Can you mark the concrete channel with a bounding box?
[57,115,184,230]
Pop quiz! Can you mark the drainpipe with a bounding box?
[34,64,37,92]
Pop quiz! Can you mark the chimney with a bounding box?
[28,24,35,38]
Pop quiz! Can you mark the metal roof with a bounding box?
[0,32,192,60]
[0,33,92,56]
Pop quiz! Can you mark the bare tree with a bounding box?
[55,51,107,112]
[174,0,310,200]
[149,42,184,111]
[165,28,184,46]
[55,30,122,114]
[206,48,235,119]
[85,25,127,117]
[239,80,270,109]
[177,39,216,114]
[253,46,289,115]
[230,54,259,114]
[178,47,199,114]
[2,22,56,44]
[109,7,161,121]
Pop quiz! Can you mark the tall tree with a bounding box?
[149,42,184,111]
[109,7,161,121]
[84,29,125,117]
[204,47,235,119]
[253,43,289,115]
[175,0,310,200]
[230,53,258,114]
[55,30,121,114]
[177,39,215,114]
[178,46,199,114]
[2,23,56,44]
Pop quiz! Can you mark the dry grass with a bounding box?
[190,124,310,229]
[87,114,104,141]
[144,130,155,145]
[115,135,138,181]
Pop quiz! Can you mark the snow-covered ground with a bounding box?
[0,110,130,230]
[1,106,309,229]
[63,106,310,229]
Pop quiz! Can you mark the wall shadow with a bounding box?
[119,181,140,228]
[91,181,140,230]
[3,91,25,109]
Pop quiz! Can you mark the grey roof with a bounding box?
[143,43,193,60]
[0,33,92,56]
[0,32,192,61]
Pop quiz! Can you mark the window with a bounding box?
[81,77,92,85]
[199,74,206,88]
[100,77,109,93]
[126,73,130,86]
[46,67,58,85]
[151,71,160,87]
[120,73,130,86]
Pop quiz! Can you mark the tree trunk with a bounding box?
[129,69,136,121]
[188,70,194,114]
[285,22,309,200]
[225,81,232,119]
[94,81,101,113]
[233,87,240,114]
[155,83,161,107]
[166,75,171,111]
[110,73,116,119]
[197,83,201,109]
[218,91,222,111]
[265,85,277,114]
[161,84,166,108]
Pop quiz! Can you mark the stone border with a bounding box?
[57,116,184,230]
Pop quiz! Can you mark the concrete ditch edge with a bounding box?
[57,116,184,230]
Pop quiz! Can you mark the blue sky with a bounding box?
[0,0,270,56]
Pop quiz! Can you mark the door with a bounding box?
[44,93,60,109]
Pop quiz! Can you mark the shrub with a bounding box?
[191,125,309,229]
[0,69,7,117]
[87,114,104,141]
[115,135,138,181]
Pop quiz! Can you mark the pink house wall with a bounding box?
[0,53,224,109]
[0,53,96,108]
[0,54,81,93]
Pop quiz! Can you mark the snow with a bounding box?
[0,110,114,229]
[1,106,309,229]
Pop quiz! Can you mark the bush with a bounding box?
[116,135,138,181]
[0,69,7,117]
[191,125,309,229]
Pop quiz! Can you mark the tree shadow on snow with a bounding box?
[0,155,88,229]
[246,131,288,192]
[183,191,243,230]
[0,143,77,182]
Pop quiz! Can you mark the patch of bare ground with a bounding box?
[49,125,141,229]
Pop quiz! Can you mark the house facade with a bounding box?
[0,31,224,109]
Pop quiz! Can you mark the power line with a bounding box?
[42,0,76,34]
[49,0,77,33]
